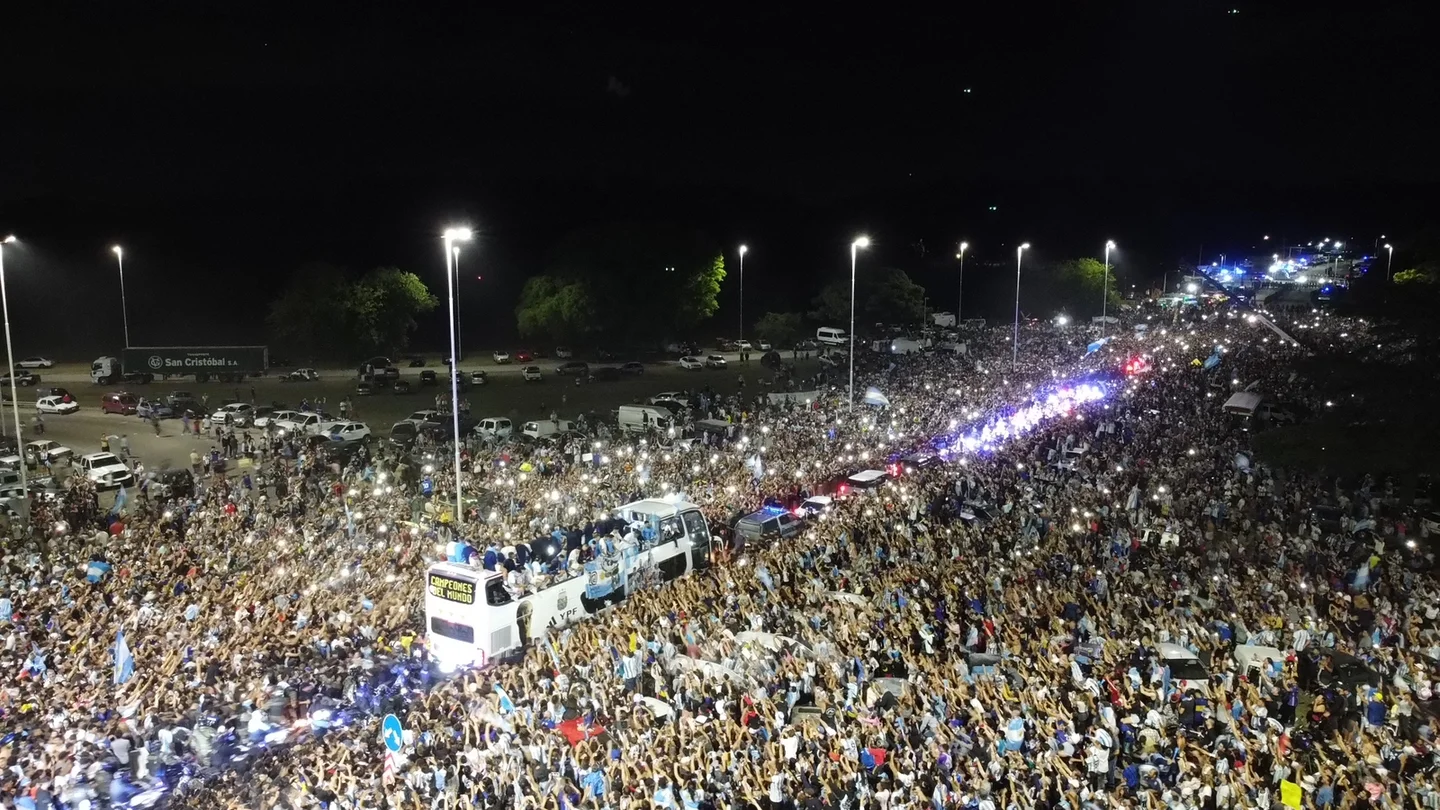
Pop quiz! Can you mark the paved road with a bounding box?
[5,352,823,469]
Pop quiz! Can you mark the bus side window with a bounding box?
[682,510,709,544]
[486,579,513,606]
[660,516,682,544]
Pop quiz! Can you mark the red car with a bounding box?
[514,350,534,362]
[101,392,138,415]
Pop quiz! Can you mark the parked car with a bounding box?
[121,370,156,384]
[493,350,512,364]
[100,392,139,415]
[733,506,805,543]
[212,402,255,426]
[469,370,488,386]
[325,421,372,443]
[555,346,573,359]
[388,421,420,449]
[287,368,319,381]
[621,362,645,375]
[403,409,445,426]
[137,398,175,419]
[356,381,375,396]
[704,354,727,369]
[15,356,54,369]
[679,356,704,370]
[148,468,195,499]
[255,408,295,428]
[36,395,79,415]
[590,366,621,381]
[522,366,543,381]
[393,380,413,394]
[757,340,773,351]
[276,412,324,435]
[555,361,589,376]
[79,452,132,488]
[1,370,40,386]
[419,369,438,386]
[474,417,514,439]
[515,350,534,362]
[25,440,73,467]
[735,340,753,352]
[407,357,426,367]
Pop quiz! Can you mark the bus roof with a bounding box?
[617,497,701,520]
[427,560,502,583]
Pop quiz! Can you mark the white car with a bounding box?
[211,402,255,426]
[36,395,79,414]
[678,356,704,370]
[492,350,512,364]
[25,440,74,466]
[257,409,298,428]
[704,354,727,369]
[522,366,543,381]
[276,412,323,435]
[287,368,319,381]
[758,341,772,351]
[78,452,131,486]
[735,340,753,352]
[404,409,444,426]
[649,391,691,406]
[555,347,573,359]
[325,421,372,443]
[474,417,513,438]
[15,356,54,369]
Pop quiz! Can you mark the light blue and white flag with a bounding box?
[114,629,135,685]
[110,486,129,516]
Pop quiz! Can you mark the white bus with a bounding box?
[424,497,712,671]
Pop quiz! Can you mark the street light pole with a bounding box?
[848,237,870,409]
[452,245,463,363]
[1385,244,1394,281]
[1,236,27,507]
[442,227,473,526]
[955,242,968,324]
[1012,243,1030,367]
[112,246,130,348]
[738,245,747,340]
[1102,240,1115,324]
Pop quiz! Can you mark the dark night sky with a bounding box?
[1,1,1434,357]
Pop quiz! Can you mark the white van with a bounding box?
[617,405,674,434]
[1222,392,1262,418]
[474,417,513,438]
[522,419,576,439]
[888,338,923,355]
[816,327,849,346]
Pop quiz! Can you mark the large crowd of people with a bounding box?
[2,300,1435,810]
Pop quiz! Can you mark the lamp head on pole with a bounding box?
[956,241,968,259]
[2,235,15,245]
[112,245,123,257]
[1105,240,1116,250]
[852,236,870,249]
[1385,244,1392,251]
[1018,243,1030,257]
[442,227,473,242]
[739,244,748,256]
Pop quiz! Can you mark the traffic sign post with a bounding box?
[381,713,404,754]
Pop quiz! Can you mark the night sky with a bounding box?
[1,2,1432,356]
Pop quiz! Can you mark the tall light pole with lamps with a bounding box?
[452,245,463,363]
[112,246,131,347]
[1101,240,1116,324]
[738,244,747,340]
[442,227,473,525]
[1385,244,1394,281]
[954,241,968,323]
[848,236,870,409]
[1012,243,1030,367]
[1,236,27,503]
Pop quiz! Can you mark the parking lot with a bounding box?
[3,352,824,471]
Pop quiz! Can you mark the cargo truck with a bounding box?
[91,346,269,384]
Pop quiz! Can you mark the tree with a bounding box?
[519,223,727,343]
[347,267,440,356]
[515,277,596,341]
[810,267,927,326]
[266,263,353,359]
[1394,266,1438,285]
[266,265,438,359]
[753,312,802,347]
[1021,258,1123,319]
